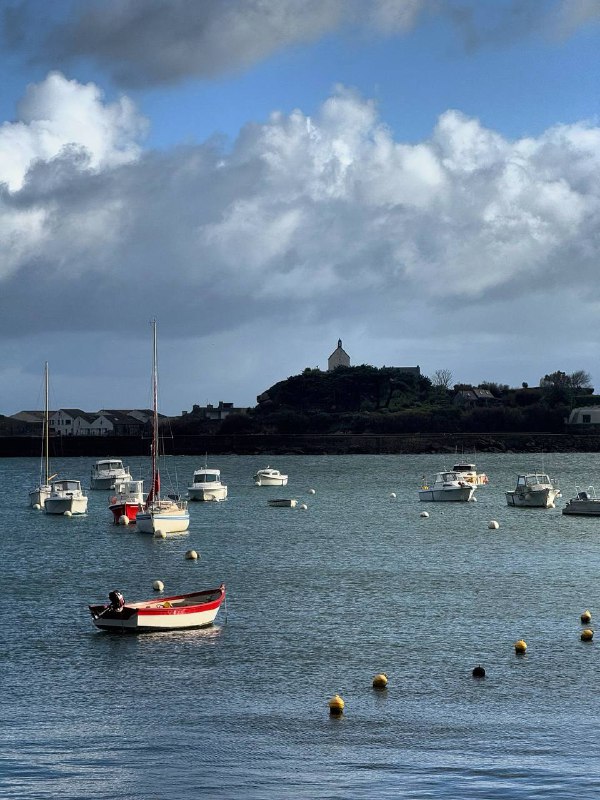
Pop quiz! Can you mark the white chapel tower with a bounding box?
[328,339,350,371]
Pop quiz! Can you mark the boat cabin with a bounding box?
[192,470,221,484]
[517,474,551,487]
[51,480,82,493]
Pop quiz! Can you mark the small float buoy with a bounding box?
[63,510,72,517]
[581,628,594,642]
[152,580,164,591]
[514,639,527,654]
[154,529,166,539]
[488,520,499,529]
[372,673,388,690]
[420,511,429,518]
[472,665,486,678]
[390,492,396,499]
[328,694,344,715]
[581,609,592,624]
[119,515,129,526]
[300,503,308,510]
[33,503,41,511]
[308,488,316,495]
[185,549,198,560]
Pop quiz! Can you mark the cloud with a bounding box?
[1,73,599,345]
[4,1,597,89]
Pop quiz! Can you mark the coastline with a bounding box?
[1,431,599,457]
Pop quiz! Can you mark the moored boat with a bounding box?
[562,487,600,516]
[109,479,146,524]
[29,362,57,508]
[188,467,227,501]
[451,462,489,486]
[419,471,476,502]
[254,467,288,487]
[90,459,132,490]
[505,473,560,508]
[45,479,88,515]
[135,320,189,535]
[268,498,298,508]
[89,584,225,632]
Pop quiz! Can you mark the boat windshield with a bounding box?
[453,464,475,472]
[54,480,80,491]
[526,474,550,485]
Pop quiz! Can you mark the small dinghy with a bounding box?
[89,584,225,632]
[268,498,298,508]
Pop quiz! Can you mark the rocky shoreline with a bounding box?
[1,431,599,457]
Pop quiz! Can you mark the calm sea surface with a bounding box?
[1,453,600,799]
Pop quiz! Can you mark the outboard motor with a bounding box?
[108,590,125,612]
[578,491,590,501]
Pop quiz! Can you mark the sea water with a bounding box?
[1,453,600,799]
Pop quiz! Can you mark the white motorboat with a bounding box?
[29,362,57,508]
[505,473,561,508]
[562,487,600,516]
[136,321,189,535]
[45,479,88,515]
[90,459,132,490]
[254,467,288,486]
[268,498,298,508]
[188,467,227,501]
[419,471,476,502]
[451,462,489,486]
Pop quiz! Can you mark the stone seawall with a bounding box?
[1,432,599,457]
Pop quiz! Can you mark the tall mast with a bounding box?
[43,361,49,485]
[151,319,159,500]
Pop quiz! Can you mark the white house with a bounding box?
[566,407,600,426]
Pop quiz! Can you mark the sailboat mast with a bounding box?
[151,319,159,500]
[43,361,49,485]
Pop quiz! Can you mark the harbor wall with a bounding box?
[2,432,600,456]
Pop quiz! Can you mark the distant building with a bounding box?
[186,401,247,421]
[453,389,500,408]
[328,339,350,371]
[566,406,600,428]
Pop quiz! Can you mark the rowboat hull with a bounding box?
[109,501,145,524]
[89,585,225,632]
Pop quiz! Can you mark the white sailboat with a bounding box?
[29,362,56,508]
[136,320,189,535]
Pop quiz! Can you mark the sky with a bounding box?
[1,0,599,415]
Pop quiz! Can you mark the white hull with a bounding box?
[254,476,288,486]
[29,485,51,508]
[419,487,475,502]
[506,488,560,508]
[92,604,219,631]
[45,496,88,515]
[136,501,190,534]
[188,485,228,502]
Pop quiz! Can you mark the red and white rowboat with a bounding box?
[89,584,225,632]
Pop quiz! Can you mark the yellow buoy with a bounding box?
[185,549,198,560]
[328,694,345,715]
[514,639,527,654]
[581,610,592,624]
[372,673,388,690]
[119,515,129,526]
[152,580,164,592]
[581,628,594,642]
